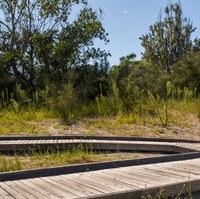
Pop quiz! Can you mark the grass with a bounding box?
[0,98,199,139]
[0,84,200,140]
[0,108,56,135]
[81,99,198,136]
[0,150,140,172]
[0,156,22,172]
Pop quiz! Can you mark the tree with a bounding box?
[0,0,87,89]
[110,53,136,84]
[140,2,196,74]
[172,52,200,91]
[193,38,200,52]
[0,0,109,92]
[35,7,109,85]
[32,7,110,102]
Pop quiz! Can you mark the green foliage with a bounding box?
[140,2,196,73]
[36,8,110,86]
[1,0,200,133]
[110,53,136,86]
[147,91,165,127]
[0,108,55,135]
[165,81,172,125]
[0,0,110,98]
[197,96,200,120]
[111,58,169,98]
[51,84,77,123]
[0,156,22,172]
[172,52,200,92]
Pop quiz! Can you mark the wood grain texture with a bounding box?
[0,158,200,199]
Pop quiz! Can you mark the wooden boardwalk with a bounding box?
[0,158,200,198]
[0,138,200,153]
[0,136,200,198]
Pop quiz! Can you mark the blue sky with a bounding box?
[86,0,200,66]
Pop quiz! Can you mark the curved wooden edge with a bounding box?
[0,142,196,153]
[0,152,200,182]
[0,135,199,143]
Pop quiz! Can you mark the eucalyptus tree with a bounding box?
[140,2,196,74]
[36,7,109,83]
[0,0,109,93]
[34,6,110,101]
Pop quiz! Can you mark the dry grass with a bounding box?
[0,109,55,135]
[0,150,161,172]
[0,100,200,140]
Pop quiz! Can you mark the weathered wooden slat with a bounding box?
[25,178,60,199]
[12,180,48,199]
[0,158,200,198]
[0,136,200,198]
[62,175,115,194]
[78,173,130,192]
[0,182,26,199]
[42,176,88,198]
[4,181,35,199]
[30,177,75,198]
[51,175,98,197]
[0,185,14,199]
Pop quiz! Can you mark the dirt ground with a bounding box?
[46,114,200,140]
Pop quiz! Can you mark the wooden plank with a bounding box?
[81,170,137,191]
[52,175,100,196]
[148,160,197,172]
[42,176,88,198]
[109,168,172,186]
[31,177,76,198]
[168,163,200,175]
[76,172,130,192]
[25,178,60,199]
[123,167,182,183]
[0,182,26,199]
[154,164,200,179]
[12,180,49,199]
[55,175,105,195]
[0,185,14,199]
[74,171,133,192]
[101,169,159,187]
[1,139,200,153]
[143,164,196,180]
[4,181,36,199]
[61,175,115,194]
[167,160,200,171]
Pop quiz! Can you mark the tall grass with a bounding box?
[0,149,139,172]
[197,96,200,120]
[0,156,22,172]
[0,147,94,172]
[0,82,199,128]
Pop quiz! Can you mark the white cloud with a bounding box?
[123,10,128,14]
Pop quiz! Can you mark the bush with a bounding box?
[172,52,200,92]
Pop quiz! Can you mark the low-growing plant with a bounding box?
[0,155,22,172]
[51,83,77,123]
[0,149,140,172]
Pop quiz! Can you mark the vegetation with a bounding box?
[0,150,139,172]
[0,1,200,137]
[140,3,196,74]
[0,3,199,199]
[0,108,55,135]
